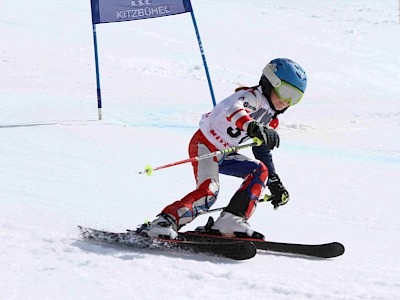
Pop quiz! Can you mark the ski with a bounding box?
[78,226,256,261]
[180,231,345,259]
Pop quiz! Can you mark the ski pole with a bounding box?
[139,138,263,176]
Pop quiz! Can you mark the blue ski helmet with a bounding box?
[266,58,307,92]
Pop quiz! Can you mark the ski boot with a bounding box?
[196,212,264,239]
[137,213,178,240]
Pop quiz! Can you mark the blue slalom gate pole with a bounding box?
[189,9,216,107]
[92,24,103,120]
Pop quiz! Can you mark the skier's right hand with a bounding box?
[247,121,280,150]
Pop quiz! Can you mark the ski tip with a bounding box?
[316,242,345,258]
[240,241,257,260]
[77,226,95,237]
[331,242,345,257]
[77,226,90,235]
[77,225,88,232]
[226,241,257,260]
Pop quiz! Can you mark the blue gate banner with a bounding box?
[91,0,193,24]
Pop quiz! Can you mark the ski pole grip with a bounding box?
[263,194,279,210]
[262,194,273,202]
[253,137,263,146]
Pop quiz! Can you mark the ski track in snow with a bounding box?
[1,0,400,299]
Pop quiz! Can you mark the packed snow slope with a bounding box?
[1,0,400,299]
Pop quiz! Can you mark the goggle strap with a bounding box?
[262,64,281,88]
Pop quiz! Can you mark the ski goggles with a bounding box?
[262,64,304,106]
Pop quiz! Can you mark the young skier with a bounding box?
[139,58,307,240]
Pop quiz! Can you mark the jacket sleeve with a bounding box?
[225,89,261,132]
[252,143,276,176]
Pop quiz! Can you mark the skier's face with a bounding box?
[270,89,290,111]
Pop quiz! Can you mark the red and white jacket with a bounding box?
[199,86,278,150]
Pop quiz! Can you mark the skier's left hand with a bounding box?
[267,174,289,209]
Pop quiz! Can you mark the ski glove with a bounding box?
[247,121,280,150]
[267,174,289,209]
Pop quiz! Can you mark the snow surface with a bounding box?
[1,0,400,299]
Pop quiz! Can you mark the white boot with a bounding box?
[139,214,178,239]
[211,212,255,238]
